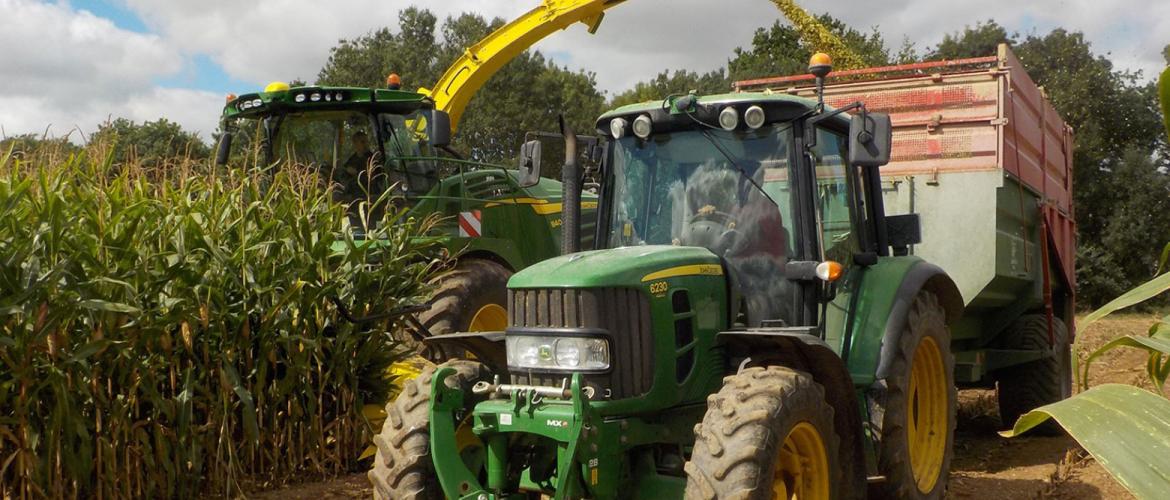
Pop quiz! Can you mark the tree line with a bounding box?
[4,8,1167,308]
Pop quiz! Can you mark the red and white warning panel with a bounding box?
[458,210,482,238]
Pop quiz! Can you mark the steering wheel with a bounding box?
[683,205,744,256]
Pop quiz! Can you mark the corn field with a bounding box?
[0,143,441,497]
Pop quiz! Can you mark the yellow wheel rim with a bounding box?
[468,303,507,332]
[907,336,947,493]
[771,422,831,500]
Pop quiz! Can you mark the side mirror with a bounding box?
[517,140,542,188]
[848,112,893,167]
[427,110,452,147]
[215,132,233,166]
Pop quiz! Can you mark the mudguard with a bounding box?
[873,262,963,379]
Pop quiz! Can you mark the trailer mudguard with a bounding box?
[718,329,867,500]
[873,261,963,380]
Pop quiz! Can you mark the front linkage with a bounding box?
[431,368,698,499]
[431,368,604,499]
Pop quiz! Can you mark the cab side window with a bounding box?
[811,127,858,262]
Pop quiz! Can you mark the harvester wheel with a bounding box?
[872,291,956,499]
[416,258,512,361]
[684,366,839,500]
[995,315,1071,435]
[368,359,491,500]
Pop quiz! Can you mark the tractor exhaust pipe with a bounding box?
[560,116,581,255]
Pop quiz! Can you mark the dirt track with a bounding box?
[256,314,1161,499]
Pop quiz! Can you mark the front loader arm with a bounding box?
[421,0,627,131]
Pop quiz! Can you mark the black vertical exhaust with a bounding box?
[559,116,581,255]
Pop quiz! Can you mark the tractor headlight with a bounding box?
[718,106,739,131]
[507,335,610,371]
[744,105,766,129]
[632,114,653,139]
[610,117,627,139]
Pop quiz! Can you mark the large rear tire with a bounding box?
[367,360,491,500]
[414,259,511,361]
[872,291,956,499]
[685,366,840,500]
[994,315,1071,435]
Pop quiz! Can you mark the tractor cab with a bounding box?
[591,88,893,330]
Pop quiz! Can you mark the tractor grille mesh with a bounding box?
[507,288,653,399]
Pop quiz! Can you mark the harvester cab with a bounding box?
[217,79,452,202]
[378,54,968,500]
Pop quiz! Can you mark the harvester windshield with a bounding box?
[228,109,439,200]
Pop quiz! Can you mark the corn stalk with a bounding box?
[0,144,442,497]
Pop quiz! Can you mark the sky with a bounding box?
[1,0,1166,142]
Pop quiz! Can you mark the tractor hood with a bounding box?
[508,245,723,289]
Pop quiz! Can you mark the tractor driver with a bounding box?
[343,130,374,172]
[333,130,381,203]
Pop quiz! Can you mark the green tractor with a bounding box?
[370,56,970,499]
[216,80,596,354]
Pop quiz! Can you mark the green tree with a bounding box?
[928,20,1015,60]
[318,8,442,89]
[88,118,210,167]
[0,133,80,160]
[727,14,889,82]
[317,9,604,164]
[609,69,729,108]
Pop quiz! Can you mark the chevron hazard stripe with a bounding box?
[458,210,482,238]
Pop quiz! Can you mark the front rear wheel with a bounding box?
[685,366,839,500]
[871,291,956,499]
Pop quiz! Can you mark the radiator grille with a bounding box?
[507,288,653,399]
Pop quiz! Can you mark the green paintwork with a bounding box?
[508,245,720,289]
[824,256,923,386]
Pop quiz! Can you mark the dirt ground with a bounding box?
[256,314,1161,499]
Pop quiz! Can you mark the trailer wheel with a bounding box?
[415,259,512,361]
[368,360,490,500]
[995,315,1071,435]
[684,366,840,500]
[873,291,956,499]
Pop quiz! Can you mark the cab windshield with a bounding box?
[605,123,798,325]
[228,109,439,198]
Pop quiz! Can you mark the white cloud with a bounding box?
[0,0,221,140]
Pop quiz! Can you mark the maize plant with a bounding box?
[0,143,443,498]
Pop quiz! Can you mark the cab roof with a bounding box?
[596,91,851,135]
[222,86,432,119]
